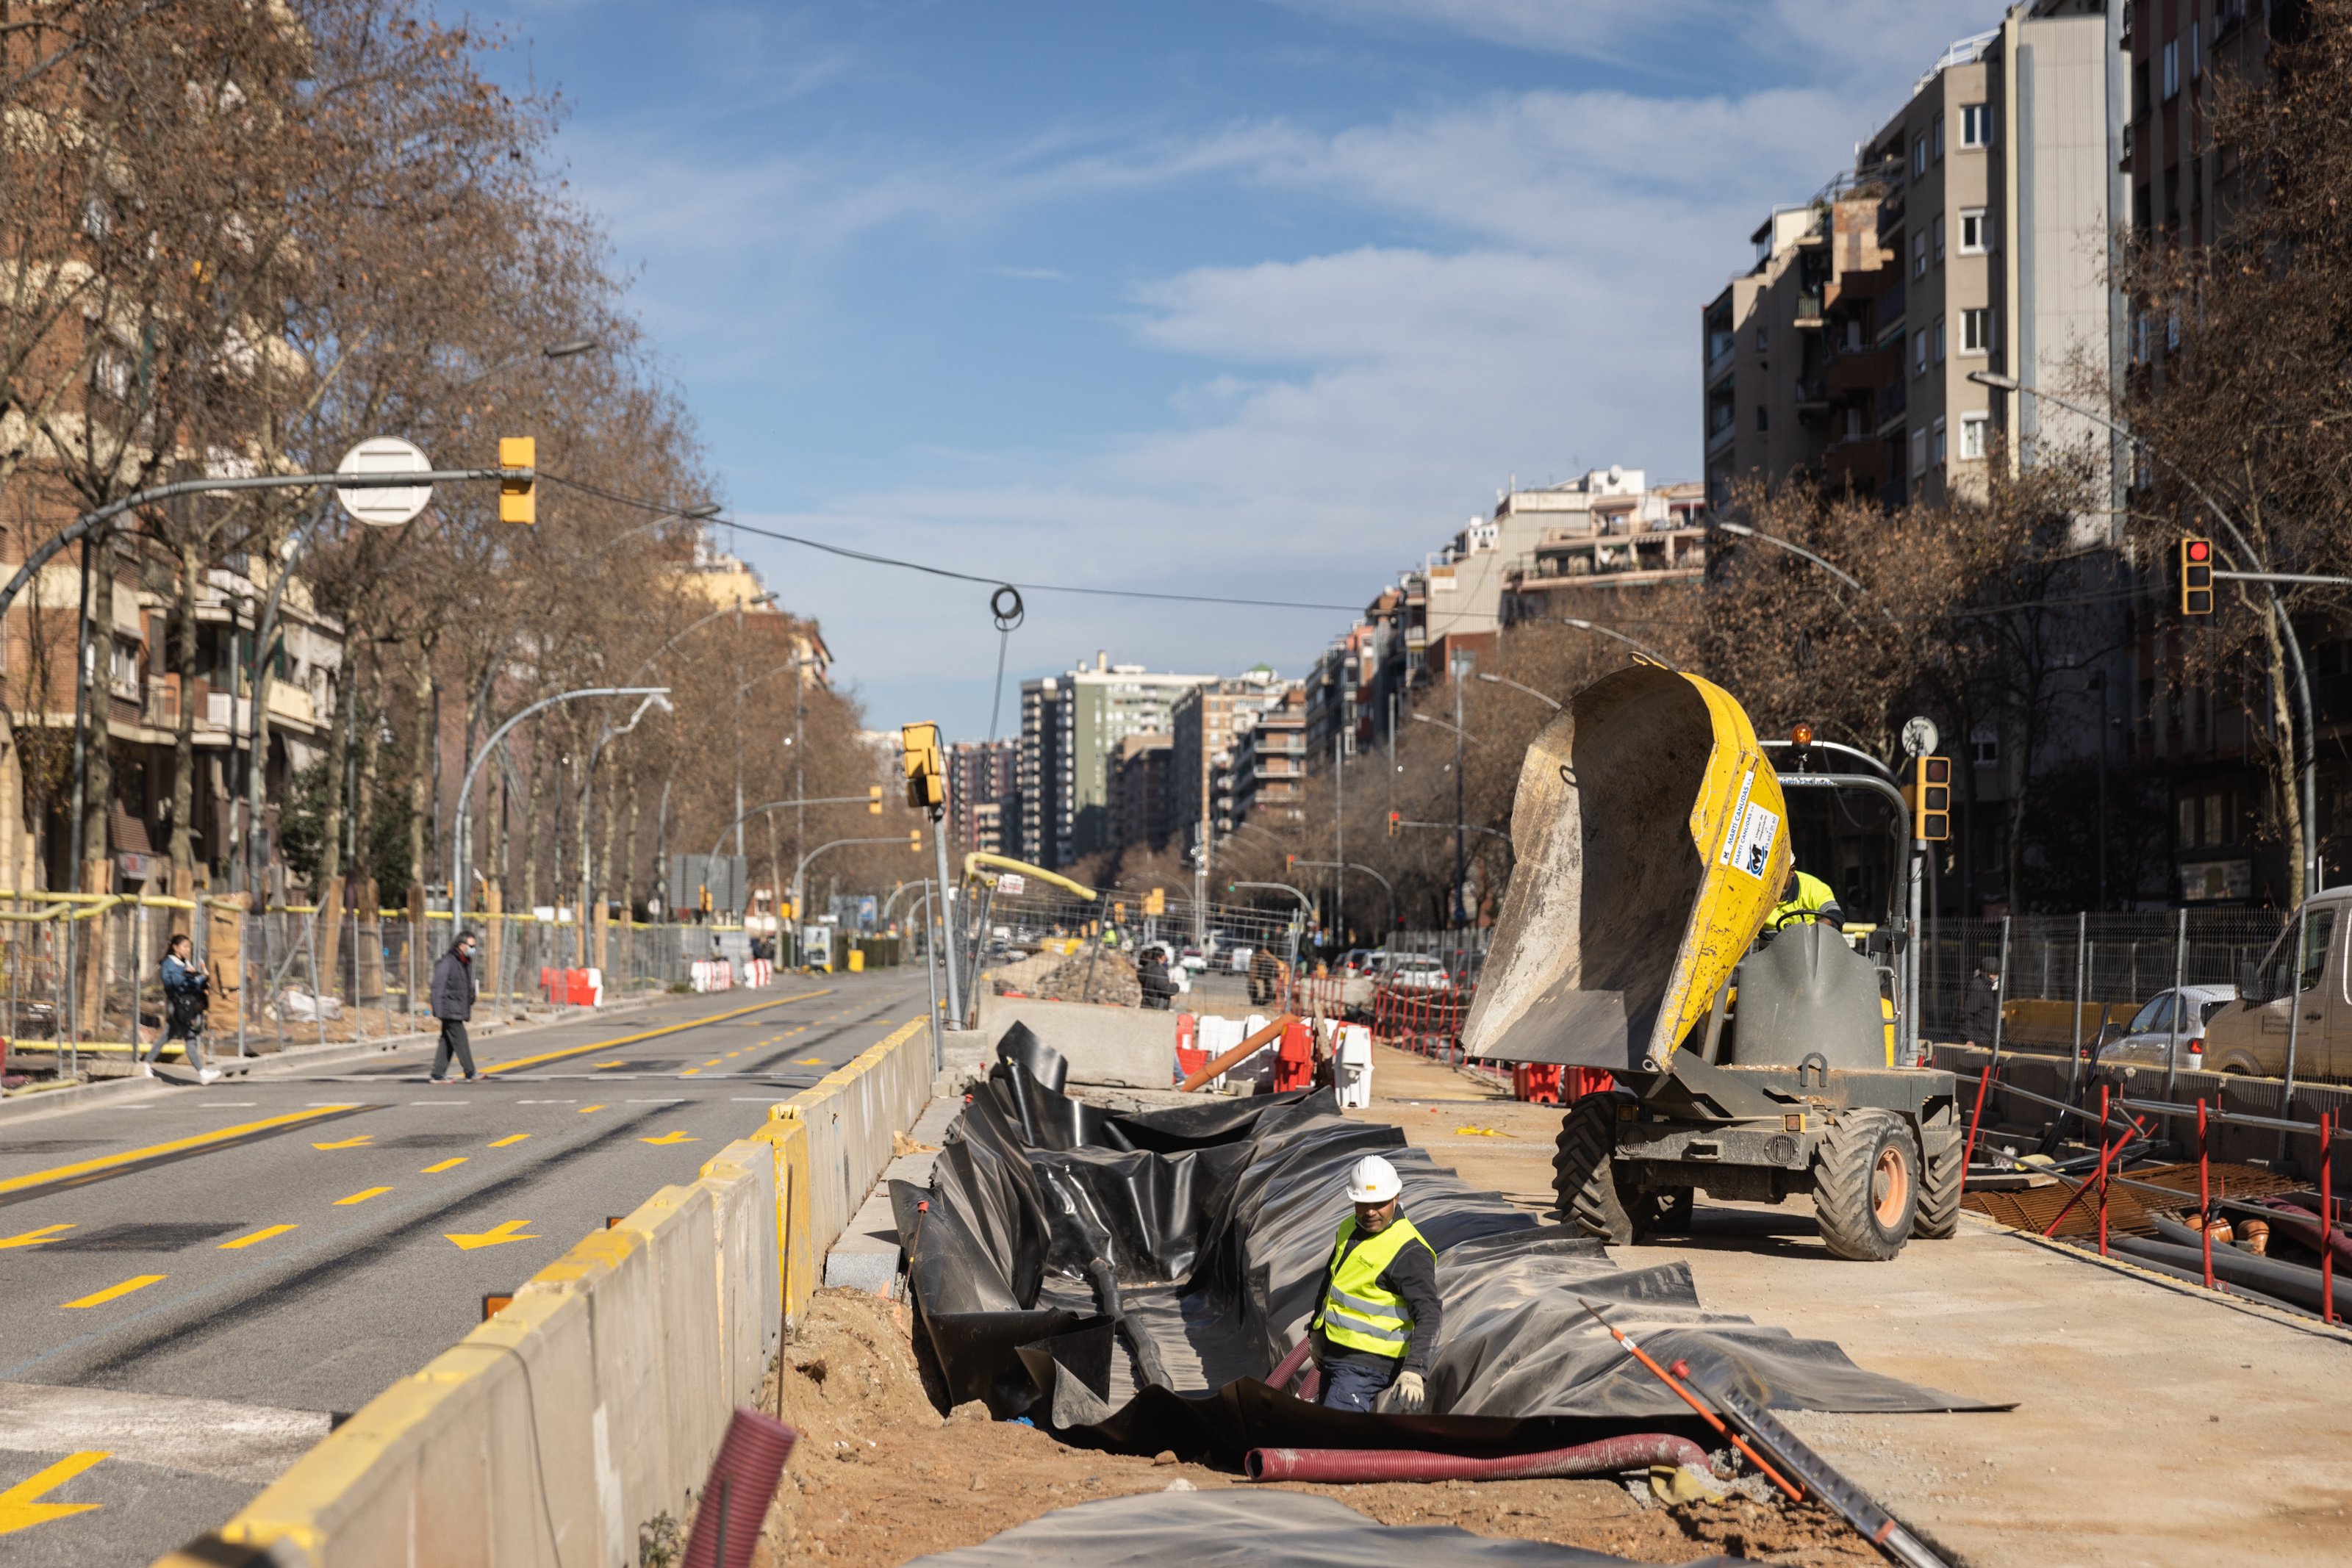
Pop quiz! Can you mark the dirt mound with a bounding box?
[991,946,1140,1007]
[744,1288,1879,1567]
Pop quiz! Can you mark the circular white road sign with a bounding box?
[1900,716,1940,758]
[335,437,434,526]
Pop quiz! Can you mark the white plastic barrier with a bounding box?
[689,959,736,993]
[1335,1024,1374,1109]
[745,957,773,989]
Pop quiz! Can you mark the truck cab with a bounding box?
[2200,890,2352,1080]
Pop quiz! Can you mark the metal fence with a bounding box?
[1917,912,2287,1042]
[0,893,891,1083]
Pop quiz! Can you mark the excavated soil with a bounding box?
[991,946,1141,1007]
[742,1287,1880,1567]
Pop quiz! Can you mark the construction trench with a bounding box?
[740,668,2352,1567]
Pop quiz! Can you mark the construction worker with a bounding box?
[1308,1154,1441,1415]
[1770,866,1845,932]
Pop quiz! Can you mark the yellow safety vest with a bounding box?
[1312,1214,1430,1360]
[1771,870,1840,929]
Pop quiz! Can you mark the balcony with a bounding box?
[1878,274,1906,325]
[1706,411,1737,454]
[1793,290,1825,328]
[1825,342,1898,397]
[1706,344,1735,386]
[1875,378,1907,429]
[1795,376,1829,414]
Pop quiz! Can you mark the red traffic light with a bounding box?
[2185,539,2211,563]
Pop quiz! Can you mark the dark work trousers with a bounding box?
[432,1018,476,1079]
[1318,1356,1399,1414]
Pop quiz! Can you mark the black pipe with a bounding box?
[2121,1220,2352,1317]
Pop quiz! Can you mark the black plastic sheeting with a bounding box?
[901,1490,1747,1568]
[899,1045,2006,1464]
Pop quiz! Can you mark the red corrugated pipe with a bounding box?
[1244,1433,1708,1484]
[681,1407,798,1568]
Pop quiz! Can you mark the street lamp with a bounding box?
[1968,367,2324,894]
[1705,518,1874,597]
[1474,671,1562,711]
[593,501,723,558]
[452,337,601,392]
[451,686,669,918]
[1408,711,1481,745]
[1557,616,1672,664]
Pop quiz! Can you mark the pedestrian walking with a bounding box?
[142,933,220,1084]
[1249,944,1282,1007]
[430,929,481,1083]
[1961,954,2002,1049]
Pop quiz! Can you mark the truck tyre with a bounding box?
[1813,1109,1919,1261]
[1915,1133,1962,1240]
[1554,1094,1636,1245]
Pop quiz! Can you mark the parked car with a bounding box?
[1384,955,1453,991]
[1175,946,1209,974]
[1342,948,1389,975]
[2093,985,2239,1073]
[2199,891,2352,1079]
[1226,945,1255,974]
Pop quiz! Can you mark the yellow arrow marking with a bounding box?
[482,991,832,1075]
[488,1134,529,1148]
[444,1219,539,1251]
[578,1104,606,1114]
[0,1450,107,1536]
[62,1275,163,1309]
[422,1158,467,1174]
[335,1187,392,1206]
[638,1131,699,1146]
[311,1134,375,1150]
[220,1224,297,1250]
[0,1105,362,1201]
[0,1223,74,1250]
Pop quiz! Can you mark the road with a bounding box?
[0,971,929,1566]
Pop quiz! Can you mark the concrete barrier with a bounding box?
[168,1019,940,1566]
[969,993,1175,1087]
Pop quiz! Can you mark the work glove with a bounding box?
[1383,1370,1427,1415]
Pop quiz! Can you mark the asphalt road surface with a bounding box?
[0,972,929,1566]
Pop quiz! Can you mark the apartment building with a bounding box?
[1497,469,1708,625]
[1170,668,1291,849]
[1106,733,1176,855]
[947,739,1017,860]
[1229,687,1309,827]
[1016,676,1067,869]
[1015,655,1215,868]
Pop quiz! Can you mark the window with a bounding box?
[2165,310,2181,350]
[1913,231,1928,278]
[1960,411,1989,460]
[1960,104,1992,148]
[2191,20,2202,80]
[1912,134,1927,176]
[1915,329,1929,378]
[1932,417,1947,467]
[1756,403,1768,432]
[1910,427,1926,475]
[1933,115,1945,161]
[2162,39,2179,100]
[1959,207,1989,253]
[1934,213,1946,262]
[2204,793,2226,846]
[2176,797,2198,847]
[1934,316,1946,363]
[1960,307,1994,355]
[1756,323,1771,353]
[1971,727,1999,765]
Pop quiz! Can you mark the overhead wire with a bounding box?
[536,470,1366,613]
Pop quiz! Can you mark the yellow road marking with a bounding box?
[311,1134,374,1150]
[0,1223,74,1250]
[796,1058,824,1065]
[639,1131,698,1146]
[0,1105,362,1201]
[422,1158,467,1173]
[220,1224,297,1250]
[444,1219,539,1251]
[702,1057,723,1066]
[0,1450,107,1536]
[482,991,831,1076]
[681,1068,701,1076]
[335,1187,392,1206]
[61,1275,163,1309]
[488,1134,529,1148]
[592,1060,625,1069]
[578,1104,605,1113]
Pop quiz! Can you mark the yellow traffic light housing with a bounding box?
[500,436,536,524]
[2179,536,2213,615]
[908,829,922,854]
[867,784,883,815]
[1144,887,1165,916]
[1907,755,1952,842]
[1387,810,1400,838]
[901,722,944,810]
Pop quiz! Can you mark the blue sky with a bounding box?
[479,0,2005,741]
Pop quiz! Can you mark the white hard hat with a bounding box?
[1346,1154,1402,1204]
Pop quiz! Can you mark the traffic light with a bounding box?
[867,784,883,815]
[908,829,922,854]
[1144,887,1165,916]
[1387,810,1400,838]
[499,436,535,524]
[901,722,944,809]
[1113,901,1127,922]
[2179,537,2213,615]
[1285,852,1297,868]
[1907,755,1952,842]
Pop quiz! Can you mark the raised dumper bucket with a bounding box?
[1460,663,1790,1073]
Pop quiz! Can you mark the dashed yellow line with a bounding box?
[489,1134,528,1148]
[220,1224,297,1250]
[0,1105,362,1202]
[422,1158,467,1173]
[335,1187,391,1206]
[62,1275,164,1309]
[578,1104,605,1114]
[482,991,831,1075]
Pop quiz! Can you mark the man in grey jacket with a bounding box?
[429,930,481,1083]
